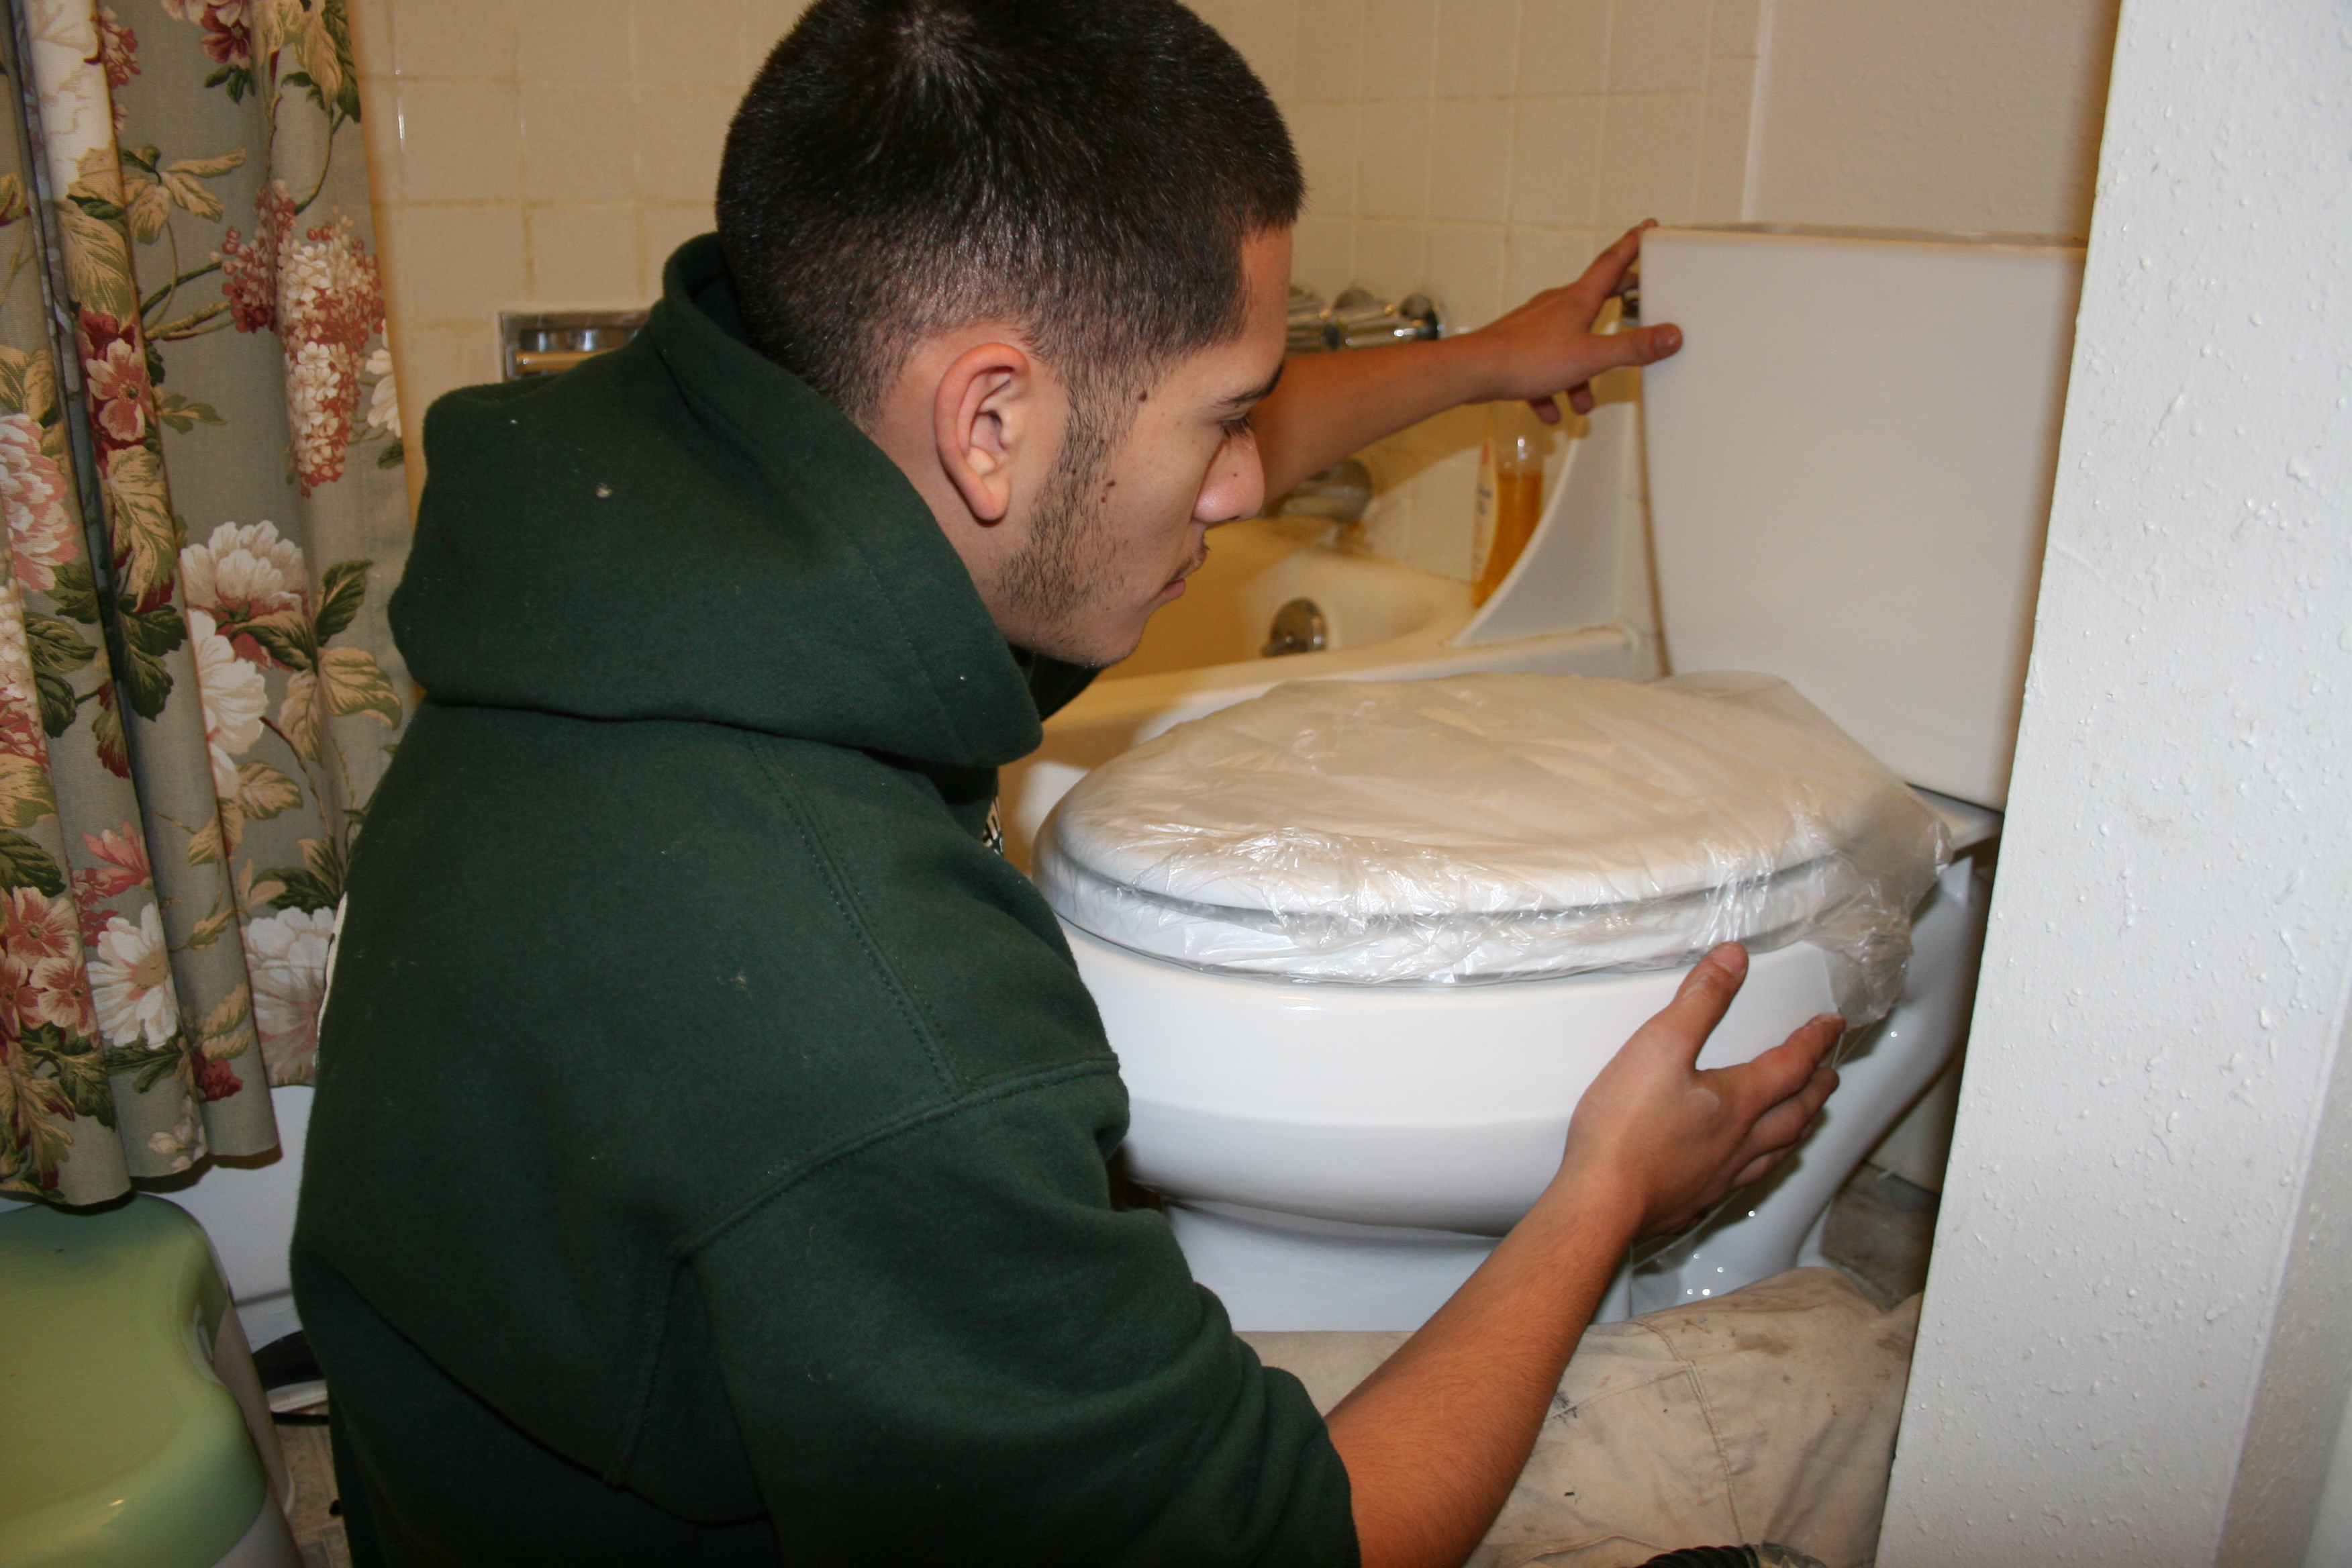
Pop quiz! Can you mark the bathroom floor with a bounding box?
[1818,1161,1941,1310]
[276,1408,348,1568]
[268,1163,1937,1559]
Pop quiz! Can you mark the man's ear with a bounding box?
[934,341,1036,526]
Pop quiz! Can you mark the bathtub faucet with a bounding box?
[1288,285,1445,353]
[1270,457,1373,526]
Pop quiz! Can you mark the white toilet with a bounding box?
[1037,226,2086,1332]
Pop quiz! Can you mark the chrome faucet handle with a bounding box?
[1271,457,1373,524]
[1284,283,1447,352]
[1334,287,1446,348]
[1288,283,1334,354]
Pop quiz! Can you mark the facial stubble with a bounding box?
[995,394,1200,668]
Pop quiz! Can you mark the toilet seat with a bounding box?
[1036,672,1947,1018]
[1043,849,1847,984]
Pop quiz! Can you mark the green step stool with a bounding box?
[0,1195,300,1567]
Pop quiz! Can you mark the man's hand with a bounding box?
[1324,944,1841,1568]
[1251,222,1685,497]
[1557,943,1843,1238]
[1462,220,1686,422]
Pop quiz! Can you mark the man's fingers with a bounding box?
[1798,1060,1840,1120]
[1739,1065,1839,1158]
[1634,944,1749,1066]
[1534,326,1673,411]
[1714,1014,1840,1128]
[1610,322,1683,366]
[1757,1014,1843,1096]
[1577,219,1655,297]
[1725,1063,1840,1190]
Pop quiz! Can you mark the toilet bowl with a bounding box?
[1042,670,1993,1329]
[1042,226,2085,1331]
[1067,830,1990,1328]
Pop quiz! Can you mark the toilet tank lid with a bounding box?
[1034,673,1949,1020]
[1681,221,2084,248]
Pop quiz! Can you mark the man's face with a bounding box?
[998,228,1291,667]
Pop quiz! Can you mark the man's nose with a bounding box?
[1197,444,1266,527]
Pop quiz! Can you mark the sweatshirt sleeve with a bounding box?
[685,1064,1360,1568]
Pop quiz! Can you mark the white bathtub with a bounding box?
[999,513,1657,867]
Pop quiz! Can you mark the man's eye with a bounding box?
[1221,413,1256,439]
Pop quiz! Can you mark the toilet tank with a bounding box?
[1637,226,2084,809]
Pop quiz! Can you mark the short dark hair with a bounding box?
[716,0,1302,425]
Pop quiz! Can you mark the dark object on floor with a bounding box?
[254,1329,322,1391]
[1637,1546,1827,1568]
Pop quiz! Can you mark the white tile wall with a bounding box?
[1427,98,1513,223]
[1293,213,1355,289]
[1357,99,1434,218]
[1696,54,1758,221]
[1423,223,1504,329]
[521,84,638,202]
[1196,0,1765,580]
[1606,0,1710,93]
[385,205,528,322]
[632,0,752,87]
[1510,95,1606,228]
[393,79,524,201]
[1434,0,1520,98]
[352,0,814,497]
[1361,0,1440,99]
[1216,1,1304,101]
[526,204,645,301]
[356,0,1761,565]
[1518,0,1610,96]
[1287,101,1361,213]
[390,0,516,77]
[1598,90,1706,229]
[514,0,630,81]
[1502,223,1587,306]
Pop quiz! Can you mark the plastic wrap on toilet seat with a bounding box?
[1034,672,1949,1022]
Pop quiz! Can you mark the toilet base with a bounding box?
[1169,1200,1634,1330]
[1169,1177,1836,1332]
[1168,853,1989,1332]
[1170,1129,1866,1332]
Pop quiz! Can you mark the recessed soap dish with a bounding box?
[500,311,648,380]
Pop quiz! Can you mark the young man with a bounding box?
[293,3,1873,1564]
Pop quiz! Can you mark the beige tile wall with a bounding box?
[356,0,1748,595]
[351,0,815,460]
[1187,0,1763,582]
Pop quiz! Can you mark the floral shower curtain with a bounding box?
[0,0,409,1205]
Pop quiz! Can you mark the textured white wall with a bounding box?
[2222,1014,2352,1565]
[1878,2,2352,1561]
[1750,0,2120,238]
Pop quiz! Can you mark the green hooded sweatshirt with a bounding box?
[291,236,1357,1567]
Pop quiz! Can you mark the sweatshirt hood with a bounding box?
[389,235,1049,770]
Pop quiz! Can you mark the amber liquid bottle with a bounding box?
[1471,403,1550,605]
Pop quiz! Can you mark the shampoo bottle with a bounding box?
[1471,401,1551,605]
